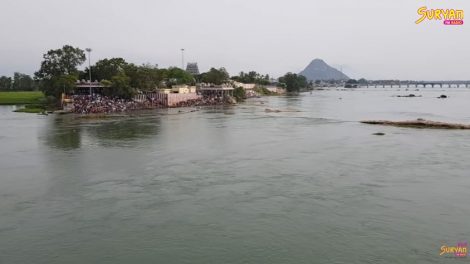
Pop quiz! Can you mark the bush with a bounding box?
[254,87,275,95]
[233,87,246,102]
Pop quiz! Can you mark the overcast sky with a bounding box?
[1,0,469,80]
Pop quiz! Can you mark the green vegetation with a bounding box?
[0,73,35,91]
[231,71,270,85]
[108,72,133,99]
[0,91,45,105]
[35,45,86,100]
[197,67,229,85]
[233,87,246,102]
[82,57,128,81]
[278,73,309,92]
[358,78,367,85]
[345,79,359,88]
[14,104,46,113]
[1,72,37,91]
[254,87,276,96]
[8,44,323,109]
[83,58,193,92]
[87,61,195,98]
[34,45,189,100]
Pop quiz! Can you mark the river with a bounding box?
[1,88,469,263]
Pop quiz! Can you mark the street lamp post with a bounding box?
[181,48,185,70]
[86,48,92,96]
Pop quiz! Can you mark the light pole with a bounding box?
[86,48,92,96]
[181,48,185,70]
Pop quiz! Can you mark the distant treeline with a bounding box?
[6,45,313,100]
[0,73,37,91]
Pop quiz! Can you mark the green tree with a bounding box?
[51,74,78,97]
[83,57,128,81]
[200,67,229,85]
[345,79,359,88]
[107,72,134,99]
[0,76,12,91]
[358,78,367,84]
[35,45,85,79]
[231,71,270,85]
[124,64,165,91]
[278,73,308,92]
[34,45,86,99]
[233,87,246,102]
[12,72,34,91]
[100,80,112,87]
[166,67,194,86]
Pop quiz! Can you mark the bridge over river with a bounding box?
[363,81,470,88]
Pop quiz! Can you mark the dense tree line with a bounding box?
[231,71,270,85]
[196,67,230,85]
[34,45,197,100]
[0,73,36,91]
[30,44,313,103]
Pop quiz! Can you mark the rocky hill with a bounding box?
[299,59,349,81]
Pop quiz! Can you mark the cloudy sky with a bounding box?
[1,0,469,80]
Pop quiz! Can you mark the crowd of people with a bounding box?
[71,95,151,114]
[69,94,231,114]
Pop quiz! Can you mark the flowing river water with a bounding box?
[1,88,470,263]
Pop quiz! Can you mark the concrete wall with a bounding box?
[136,92,201,107]
[233,81,256,90]
[171,85,197,94]
[167,93,201,106]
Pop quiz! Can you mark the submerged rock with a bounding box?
[361,119,470,129]
[438,95,448,99]
[396,94,421,98]
[227,96,237,104]
[372,132,386,136]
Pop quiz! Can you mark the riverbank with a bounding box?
[0,91,47,113]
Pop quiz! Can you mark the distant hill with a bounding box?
[299,59,349,81]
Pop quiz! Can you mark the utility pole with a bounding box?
[181,48,185,70]
[86,48,92,96]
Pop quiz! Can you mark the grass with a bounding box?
[13,104,47,114]
[254,87,276,96]
[14,107,45,113]
[0,91,45,105]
